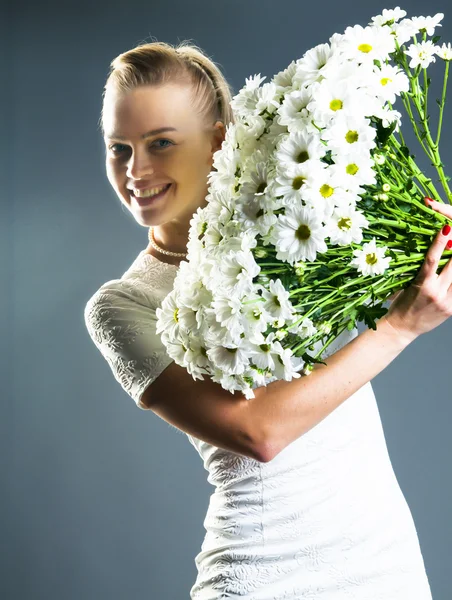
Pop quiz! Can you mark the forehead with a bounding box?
[103,83,196,139]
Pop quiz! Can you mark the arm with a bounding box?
[142,316,414,462]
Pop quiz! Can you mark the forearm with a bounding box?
[250,317,416,462]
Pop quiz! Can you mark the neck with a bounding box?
[153,221,190,254]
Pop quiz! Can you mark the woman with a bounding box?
[84,40,452,598]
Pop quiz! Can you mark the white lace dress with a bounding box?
[84,249,433,599]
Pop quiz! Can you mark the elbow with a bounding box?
[255,438,280,463]
[252,430,281,463]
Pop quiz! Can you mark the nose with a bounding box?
[126,149,155,180]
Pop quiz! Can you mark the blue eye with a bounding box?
[108,139,173,153]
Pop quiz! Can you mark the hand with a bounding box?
[386,197,452,303]
[383,196,452,342]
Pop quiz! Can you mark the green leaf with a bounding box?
[356,304,389,330]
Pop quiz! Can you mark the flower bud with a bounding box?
[254,247,268,258]
[302,363,314,376]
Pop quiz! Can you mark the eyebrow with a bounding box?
[105,127,178,141]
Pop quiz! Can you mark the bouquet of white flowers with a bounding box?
[156,6,452,399]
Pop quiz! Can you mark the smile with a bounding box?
[130,183,172,207]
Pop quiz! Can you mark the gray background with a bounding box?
[2,0,451,598]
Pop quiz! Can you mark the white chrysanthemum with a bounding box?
[272,347,305,381]
[274,130,327,171]
[180,275,213,313]
[436,42,452,61]
[370,7,407,28]
[264,118,290,149]
[206,340,250,375]
[238,156,271,199]
[160,329,191,366]
[271,204,328,264]
[241,292,272,336]
[326,205,370,246]
[229,73,267,120]
[260,278,296,323]
[276,88,318,135]
[326,151,377,191]
[306,76,374,129]
[255,80,283,116]
[392,18,422,45]
[272,58,299,89]
[271,160,327,208]
[205,187,236,226]
[292,43,336,89]
[337,23,396,65]
[248,332,287,370]
[183,336,212,380]
[287,314,318,338]
[410,13,444,37]
[217,229,257,255]
[235,195,278,237]
[209,136,242,192]
[405,40,441,69]
[373,104,402,131]
[368,63,410,104]
[320,114,377,156]
[299,166,351,211]
[203,222,225,253]
[349,237,392,276]
[155,290,183,340]
[219,251,260,296]
[235,116,267,157]
[202,313,241,347]
[211,294,244,339]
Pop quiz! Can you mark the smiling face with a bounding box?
[102,82,225,231]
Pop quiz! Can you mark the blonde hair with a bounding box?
[99,39,236,134]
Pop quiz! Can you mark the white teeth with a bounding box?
[133,184,169,198]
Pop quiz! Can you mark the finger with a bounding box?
[438,255,452,292]
[424,197,452,219]
[413,226,452,287]
[388,290,402,302]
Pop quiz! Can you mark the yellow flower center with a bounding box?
[292,175,307,190]
[320,183,334,198]
[295,224,311,241]
[345,130,359,143]
[297,150,309,163]
[330,98,343,111]
[338,216,352,230]
[358,43,373,54]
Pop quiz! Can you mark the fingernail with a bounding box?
[447,239,452,249]
[442,224,451,236]
[424,196,434,204]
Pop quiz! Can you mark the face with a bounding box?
[102,82,225,232]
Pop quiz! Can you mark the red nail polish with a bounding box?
[424,197,434,203]
[443,224,451,235]
[447,239,452,249]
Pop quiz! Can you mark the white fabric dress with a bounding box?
[84,249,433,600]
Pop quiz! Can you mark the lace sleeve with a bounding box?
[84,279,173,409]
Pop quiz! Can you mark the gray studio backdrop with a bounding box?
[3,0,451,598]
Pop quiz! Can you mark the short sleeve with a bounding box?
[84,279,174,409]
